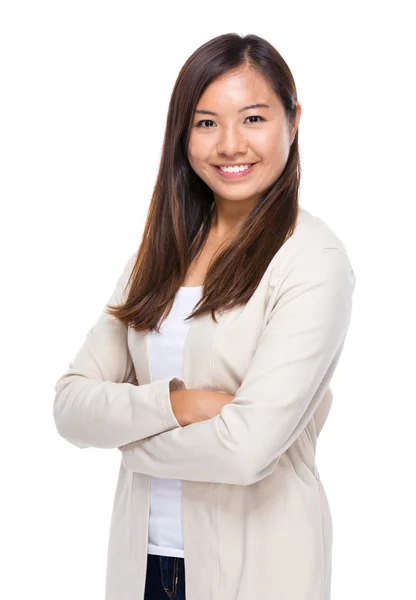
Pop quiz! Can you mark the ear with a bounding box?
[290,101,302,144]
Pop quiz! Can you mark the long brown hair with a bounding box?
[107,33,301,333]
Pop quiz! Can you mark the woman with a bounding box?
[53,33,356,600]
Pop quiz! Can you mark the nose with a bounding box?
[216,124,248,157]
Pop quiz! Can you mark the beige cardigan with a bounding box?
[53,206,356,600]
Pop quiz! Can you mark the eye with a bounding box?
[245,115,265,124]
[195,119,216,128]
[194,115,266,128]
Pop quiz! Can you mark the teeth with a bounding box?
[219,164,252,173]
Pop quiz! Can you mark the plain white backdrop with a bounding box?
[1,1,415,599]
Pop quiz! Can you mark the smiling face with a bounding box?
[187,65,301,216]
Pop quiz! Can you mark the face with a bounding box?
[187,66,301,215]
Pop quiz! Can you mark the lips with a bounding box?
[212,163,257,179]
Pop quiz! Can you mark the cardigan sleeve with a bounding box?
[120,246,356,485]
[53,252,186,450]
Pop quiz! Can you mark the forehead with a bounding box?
[197,67,279,111]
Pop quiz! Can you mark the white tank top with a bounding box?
[147,285,203,558]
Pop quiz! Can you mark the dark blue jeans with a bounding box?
[144,554,186,599]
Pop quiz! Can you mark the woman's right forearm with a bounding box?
[169,390,192,427]
[170,389,234,426]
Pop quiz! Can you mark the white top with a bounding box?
[147,284,203,558]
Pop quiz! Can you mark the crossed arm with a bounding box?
[117,247,356,486]
[54,247,355,485]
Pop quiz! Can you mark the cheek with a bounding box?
[254,123,289,159]
[260,135,290,168]
[187,135,197,161]
[187,134,208,160]
[187,145,209,179]
[188,144,213,176]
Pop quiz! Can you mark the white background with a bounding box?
[1,1,415,599]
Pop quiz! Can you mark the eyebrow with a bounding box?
[194,103,271,116]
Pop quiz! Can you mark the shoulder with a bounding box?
[290,206,350,252]
[114,250,139,304]
[269,206,355,286]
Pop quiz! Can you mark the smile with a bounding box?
[212,163,257,179]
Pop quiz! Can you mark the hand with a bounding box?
[170,389,234,426]
[117,386,234,451]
